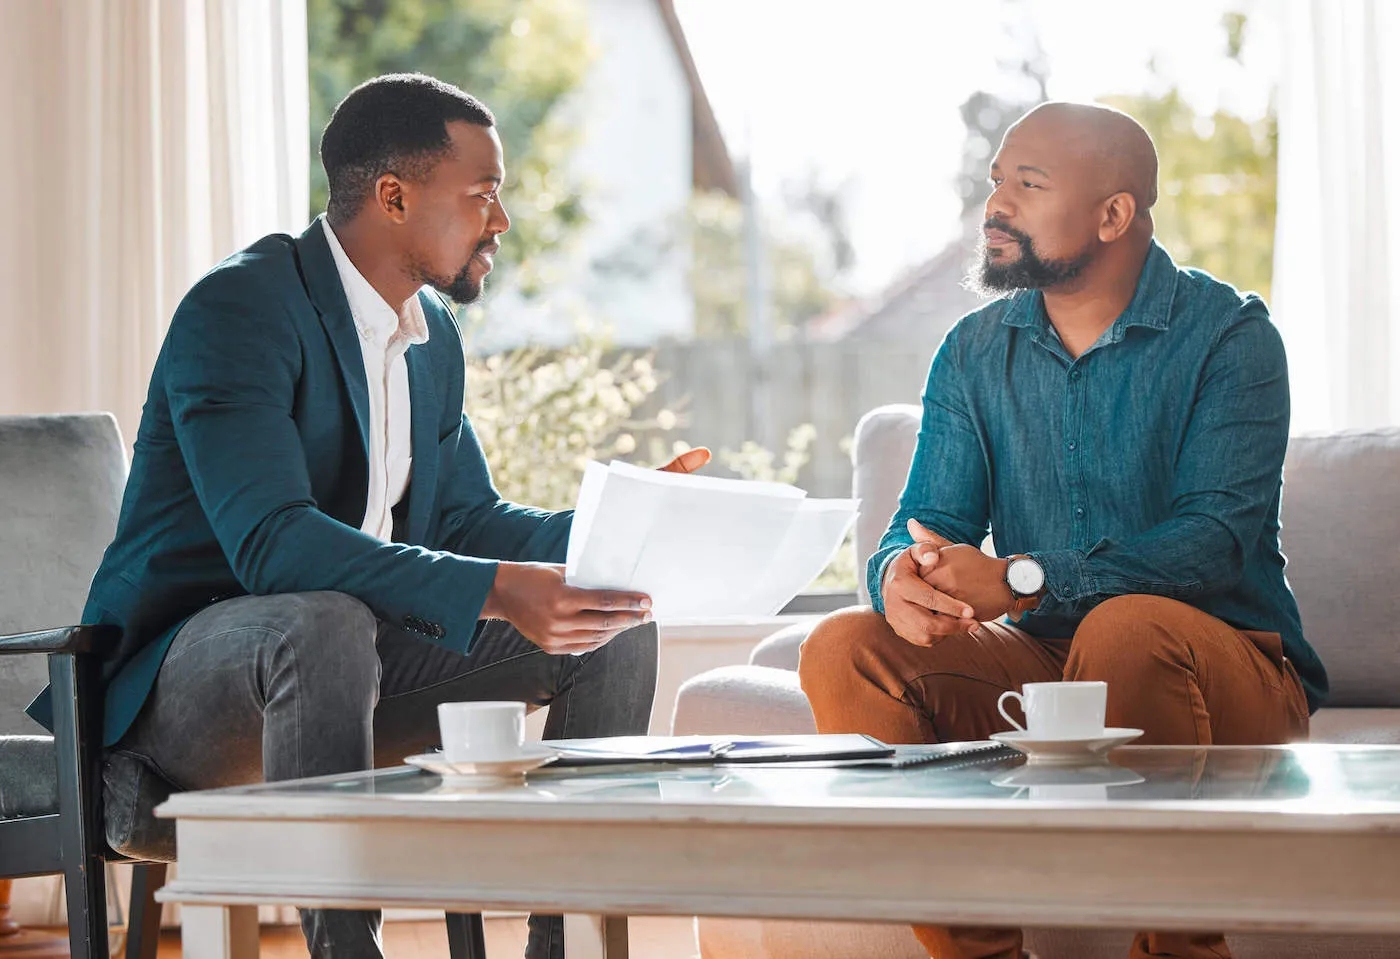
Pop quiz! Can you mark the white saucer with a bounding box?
[989,728,1144,765]
[405,745,557,784]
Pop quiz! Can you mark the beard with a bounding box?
[411,239,494,304]
[967,218,1092,297]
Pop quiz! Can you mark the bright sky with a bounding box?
[674,0,1282,295]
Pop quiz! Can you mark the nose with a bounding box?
[985,182,1013,223]
[490,196,511,236]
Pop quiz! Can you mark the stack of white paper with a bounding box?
[565,461,858,622]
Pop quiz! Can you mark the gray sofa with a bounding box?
[673,404,1400,959]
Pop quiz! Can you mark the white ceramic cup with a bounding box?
[437,701,526,763]
[996,681,1108,740]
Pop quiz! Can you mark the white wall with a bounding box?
[474,0,695,351]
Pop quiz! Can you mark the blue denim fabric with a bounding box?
[867,241,1327,710]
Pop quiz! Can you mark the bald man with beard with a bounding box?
[798,102,1326,959]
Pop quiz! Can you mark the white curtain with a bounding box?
[2,0,308,928]
[1272,0,1400,432]
[0,0,309,445]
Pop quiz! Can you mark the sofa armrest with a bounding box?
[0,625,117,656]
[748,619,817,671]
[671,665,818,736]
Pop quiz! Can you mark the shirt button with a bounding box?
[1075,507,1086,517]
[1070,370,1082,381]
[1067,441,1077,451]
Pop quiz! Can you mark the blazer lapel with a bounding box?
[295,217,371,463]
[405,336,439,545]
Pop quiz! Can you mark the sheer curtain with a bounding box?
[1272,0,1400,432]
[0,0,309,444]
[2,0,308,928]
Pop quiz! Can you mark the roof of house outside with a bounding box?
[806,214,990,349]
[654,0,739,197]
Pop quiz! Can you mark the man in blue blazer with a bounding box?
[28,73,706,959]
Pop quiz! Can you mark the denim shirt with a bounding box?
[868,241,1328,710]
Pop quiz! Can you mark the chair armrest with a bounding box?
[0,625,119,655]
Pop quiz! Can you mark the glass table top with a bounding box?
[212,744,1400,817]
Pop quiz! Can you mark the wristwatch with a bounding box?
[1004,554,1046,614]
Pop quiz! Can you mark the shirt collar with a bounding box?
[1000,239,1179,341]
[320,217,430,348]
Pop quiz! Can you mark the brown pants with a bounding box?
[797,594,1311,959]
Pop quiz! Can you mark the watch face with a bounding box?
[1008,557,1045,596]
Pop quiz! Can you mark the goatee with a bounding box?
[966,219,1091,297]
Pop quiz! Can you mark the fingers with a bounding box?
[545,635,617,656]
[565,609,654,633]
[910,542,940,569]
[901,578,974,620]
[569,588,652,613]
[892,602,979,647]
[906,518,955,549]
[658,446,712,474]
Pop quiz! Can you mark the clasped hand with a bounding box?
[881,518,1016,648]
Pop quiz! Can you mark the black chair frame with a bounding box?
[0,626,487,958]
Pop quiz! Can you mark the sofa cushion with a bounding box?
[0,414,127,736]
[0,735,58,819]
[1278,429,1400,707]
[1307,708,1400,745]
[672,666,817,736]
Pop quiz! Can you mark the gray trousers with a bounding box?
[114,591,659,959]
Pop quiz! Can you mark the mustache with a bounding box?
[983,217,1033,246]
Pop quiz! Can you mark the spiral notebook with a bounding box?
[548,734,893,767]
[759,740,1019,769]
[546,735,1015,769]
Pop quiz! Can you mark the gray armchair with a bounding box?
[673,405,1400,959]
[0,414,492,959]
[0,413,167,959]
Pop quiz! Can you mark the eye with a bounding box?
[1022,180,1041,190]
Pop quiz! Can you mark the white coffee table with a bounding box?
[156,744,1400,957]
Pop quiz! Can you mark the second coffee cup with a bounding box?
[997,681,1107,740]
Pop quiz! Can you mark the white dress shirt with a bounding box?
[321,219,430,541]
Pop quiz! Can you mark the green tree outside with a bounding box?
[1102,89,1277,302]
[307,0,594,297]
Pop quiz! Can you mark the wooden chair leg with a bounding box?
[445,912,487,959]
[0,878,69,957]
[124,865,166,959]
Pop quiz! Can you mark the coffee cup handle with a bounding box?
[997,690,1027,732]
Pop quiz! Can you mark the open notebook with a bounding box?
[545,735,1014,769]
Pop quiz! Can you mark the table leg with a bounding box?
[563,915,629,959]
[181,905,259,959]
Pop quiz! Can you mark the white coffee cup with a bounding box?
[997,681,1107,740]
[437,701,526,763]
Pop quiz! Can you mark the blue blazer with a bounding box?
[28,217,571,745]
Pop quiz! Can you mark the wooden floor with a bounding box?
[138,915,701,958]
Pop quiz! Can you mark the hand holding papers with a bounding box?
[565,461,858,622]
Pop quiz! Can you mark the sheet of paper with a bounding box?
[565,461,858,621]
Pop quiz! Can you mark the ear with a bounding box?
[374,174,408,224]
[1097,191,1138,243]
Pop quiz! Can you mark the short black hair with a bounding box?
[320,73,495,224]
